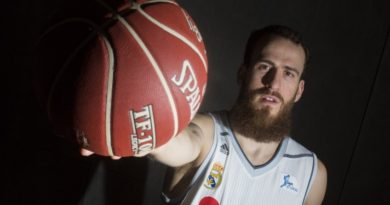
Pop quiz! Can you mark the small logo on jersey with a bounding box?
[204,162,224,189]
[219,143,229,155]
[280,174,299,193]
[220,132,229,136]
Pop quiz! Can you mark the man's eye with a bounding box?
[285,70,295,78]
[258,64,271,71]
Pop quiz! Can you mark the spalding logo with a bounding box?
[171,60,202,119]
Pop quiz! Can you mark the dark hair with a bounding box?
[243,25,310,78]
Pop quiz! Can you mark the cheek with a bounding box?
[281,82,299,102]
[248,73,263,88]
[289,86,301,102]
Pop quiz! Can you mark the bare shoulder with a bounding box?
[304,158,327,205]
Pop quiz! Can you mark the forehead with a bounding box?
[252,38,306,72]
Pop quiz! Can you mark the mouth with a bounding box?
[259,95,281,105]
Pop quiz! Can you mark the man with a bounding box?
[82,25,327,205]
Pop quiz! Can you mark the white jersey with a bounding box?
[163,111,317,205]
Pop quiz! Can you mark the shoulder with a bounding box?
[284,137,313,156]
[192,112,214,126]
[284,138,327,204]
[304,158,327,205]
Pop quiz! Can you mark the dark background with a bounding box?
[4,0,390,204]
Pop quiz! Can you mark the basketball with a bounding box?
[38,0,208,157]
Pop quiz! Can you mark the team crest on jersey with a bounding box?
[280,173,299,193]
[204,162,224,189]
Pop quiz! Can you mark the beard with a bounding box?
[229,87,295,143]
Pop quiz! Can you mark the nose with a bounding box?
[261,67,281,91]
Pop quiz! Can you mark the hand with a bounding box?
[80,148,122,160]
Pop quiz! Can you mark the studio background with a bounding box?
[4,0,390,204]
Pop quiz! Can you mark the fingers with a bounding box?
[81,148,94,156]
[111,155,122,160]
[80,148,121,160]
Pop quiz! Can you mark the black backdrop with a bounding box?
[4,0,390,204]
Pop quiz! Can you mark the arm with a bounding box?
[81,113,214,167]
[149,113,214,167]
[154,114,214,198]
[304,159,327,205]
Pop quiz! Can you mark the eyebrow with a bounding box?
[258,59,301,76]
[285,66,301,76]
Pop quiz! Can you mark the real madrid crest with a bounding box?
[204,162,224,189]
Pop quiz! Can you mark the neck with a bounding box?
[234,131,283,166]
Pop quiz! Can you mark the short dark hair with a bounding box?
[243,25,310,78]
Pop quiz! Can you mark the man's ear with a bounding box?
[237,64,247,86]
[294,80,305,102]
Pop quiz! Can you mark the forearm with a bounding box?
[149,123,203,167]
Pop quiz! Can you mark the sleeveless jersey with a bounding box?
[163,111,317,205]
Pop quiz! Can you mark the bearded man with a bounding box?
[82,25,327,205]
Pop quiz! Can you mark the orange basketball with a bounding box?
[43,0,208,157]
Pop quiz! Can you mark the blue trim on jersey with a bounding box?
[302,153,315,204]
[252,139,285,169]
[283,153,313,158]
